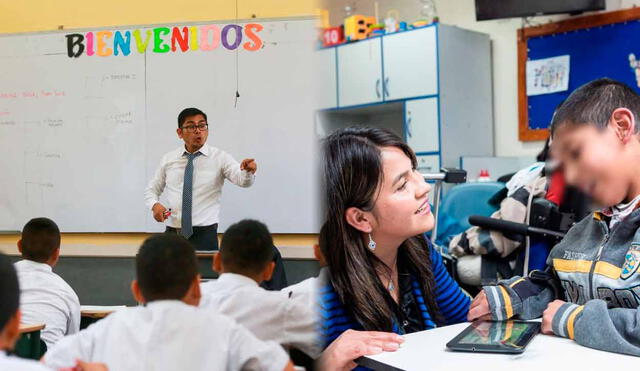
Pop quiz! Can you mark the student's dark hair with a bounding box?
[136,234,198,301]
[177,107,207,128]
[220,219,274,275]
[536,137,551,162]
[21,217,61,263]
[318,222,328,253]
[0,253,20,332]
[550,78,640,136]
[322,126,443,331]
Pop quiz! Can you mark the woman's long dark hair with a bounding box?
[322,126,443,331]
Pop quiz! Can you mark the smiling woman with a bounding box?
[317,127,471,369]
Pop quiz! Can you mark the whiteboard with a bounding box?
[0,18,321,233]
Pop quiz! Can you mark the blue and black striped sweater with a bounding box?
[319,238,471,349]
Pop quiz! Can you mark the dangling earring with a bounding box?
[368,233,376,251]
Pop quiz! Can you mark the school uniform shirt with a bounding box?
[281,268,327,310]
[43,300,288,371]
[144,144,255,228]
[0,351,51,371]
[14,259,81,348]
[200,273,320,358]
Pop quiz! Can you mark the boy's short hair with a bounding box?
[220,220,274,275]
[136,234,198,301]
[177,107,207,128]
[0,253,19,333]
[21,217,61,263]
[551,78,640,136]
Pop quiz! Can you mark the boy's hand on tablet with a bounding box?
[468,290,493,322]
[542,300,565,335]
[318,329,404,371]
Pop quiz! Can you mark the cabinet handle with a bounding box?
[384,77,390,97]
[375,79,381,99]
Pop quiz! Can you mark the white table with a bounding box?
[361,321,639,370]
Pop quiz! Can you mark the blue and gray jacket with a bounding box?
[485,208,640,356]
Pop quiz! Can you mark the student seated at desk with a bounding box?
[280,223,328,310]
[278,225,403,371]
[469,78,640,357]
[200,219,319,358]
[14,218,80,349]
[0,253,102,371]
[43,233,294,371]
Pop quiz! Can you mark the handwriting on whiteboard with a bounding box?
[0,90,66,99]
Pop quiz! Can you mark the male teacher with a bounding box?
[144,107,257,251]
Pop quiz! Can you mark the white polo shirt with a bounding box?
[200,273,320,358]
[14,259,80,348]
[0,351,51,371]
[43,300,288,371]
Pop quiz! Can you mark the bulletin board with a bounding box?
[518,7,640,141]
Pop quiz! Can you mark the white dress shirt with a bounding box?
[14,259,80,348]
[144,144,255,228]
[0,351,51,371]
[200,273,320,358]
[280,268,327,311]
[43,300,288,371]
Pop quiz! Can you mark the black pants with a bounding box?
[165,224,288,290]
[166,224,219,251]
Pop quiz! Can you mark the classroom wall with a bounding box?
[0,0,317,33]
[322,0,640,157]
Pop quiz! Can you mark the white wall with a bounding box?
[321,0,640,157]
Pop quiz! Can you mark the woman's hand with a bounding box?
[74,360,109,371]
[318,329,404,371]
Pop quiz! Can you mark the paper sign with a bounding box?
[526,55,570,96]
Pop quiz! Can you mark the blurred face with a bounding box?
[552,122,630,207]
[177,114,208,152]
[370,146,435,240]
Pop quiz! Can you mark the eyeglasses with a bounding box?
[181,123,208,132]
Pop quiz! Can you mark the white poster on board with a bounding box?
[526,55,570,96]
